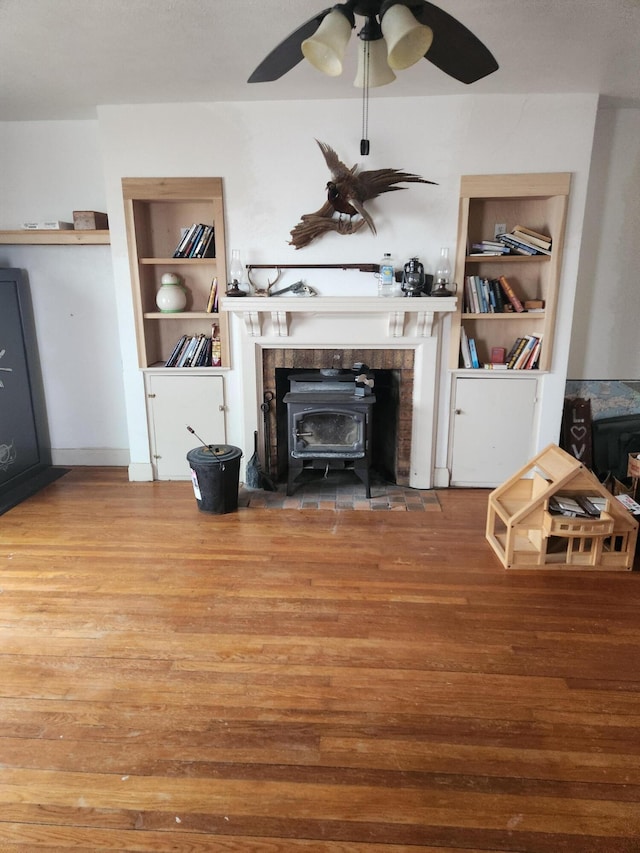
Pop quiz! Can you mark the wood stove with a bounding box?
[283,371,376,497]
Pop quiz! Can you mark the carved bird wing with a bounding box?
[316,140,358,183]
[356,168,438,201]
[315,140,437,236]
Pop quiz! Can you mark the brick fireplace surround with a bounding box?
[221,296,457,490]
[262,347,415,485]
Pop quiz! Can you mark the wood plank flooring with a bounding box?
[1,467,639,852]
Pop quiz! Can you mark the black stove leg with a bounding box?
[353,463,371,499]
[287,458,304,496]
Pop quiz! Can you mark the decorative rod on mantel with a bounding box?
[246,263,379,272]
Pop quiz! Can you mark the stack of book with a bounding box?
[164,324,222,367]
[469,240,510,256]
[504,334,543,370]
[173,223,215,258]
[463,275,528,314]
[497,225,552,256]
[460,332,543,371]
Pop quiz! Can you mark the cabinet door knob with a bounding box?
[455,408,462,415]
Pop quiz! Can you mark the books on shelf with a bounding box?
[164,324,222,368]
[463,275,530,315]
[504,334,542,370]
[513,225,552,250]
[497,228,552,256]
[469,240,510,256]
[173,223,215,258]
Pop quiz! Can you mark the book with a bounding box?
[507,337,528,369]
[508,231,552,255]
[513,335,538,370]
[211,323,222,367]
[498,275,525,312]
[483,363,509,370]
[468,337,480,369]
[164,334,188,367]
[460,326,472,368]
[195,226,215,259]
[176,335,199,367]
[513,225,552,249]
[22,220,74,230]
[549,495,591,517]
[615,493,640,515]
[466,276,480,313]
[497,233,540,255]
[184,224,205,258]
[474,277,486,313]
[173,223,198,258]
[490,346,506,364]
[489,279,505,314]
[206,278,218,313]
[522,335,542,370]
[190,225,210,258]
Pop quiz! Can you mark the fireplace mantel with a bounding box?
[220,296,456,338]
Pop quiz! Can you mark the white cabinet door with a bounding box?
[450,376,538,487]
[146,374,226,480]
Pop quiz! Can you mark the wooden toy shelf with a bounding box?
[486,444,638,570]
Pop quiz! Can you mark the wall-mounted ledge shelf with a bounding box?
[220,295,457,339]
[0,230,110,245]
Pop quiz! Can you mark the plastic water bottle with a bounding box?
[379,253,395,297]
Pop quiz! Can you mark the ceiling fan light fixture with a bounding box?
[380,2,434,71]
[353,36,396,88]
[301,5,355,77]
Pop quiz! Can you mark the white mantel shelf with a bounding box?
[220,296,457,338]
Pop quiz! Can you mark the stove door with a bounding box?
[290,406,366,458]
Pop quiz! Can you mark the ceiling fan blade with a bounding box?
[413,1,499,84]
[248,8,332,83]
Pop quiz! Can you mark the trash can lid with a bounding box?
[187,444,242,464]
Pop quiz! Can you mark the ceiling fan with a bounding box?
[247,0,499,87]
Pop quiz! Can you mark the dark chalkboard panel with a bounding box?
[0,268,51,501]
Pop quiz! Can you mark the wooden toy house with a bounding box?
[486,444,638,570]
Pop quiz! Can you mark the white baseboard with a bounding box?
[433,467,451,488]
[51,448,130,467]
[128,462,154,482]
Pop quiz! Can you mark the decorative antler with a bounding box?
[247,267,282,295]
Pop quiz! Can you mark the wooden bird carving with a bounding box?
[290,140,437,250]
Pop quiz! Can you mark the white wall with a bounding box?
[0,121,129,465]
[97,94,598,475]
[568,106,640,380]
[5,95,632,475]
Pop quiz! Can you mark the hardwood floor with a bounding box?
[1,467,639,852]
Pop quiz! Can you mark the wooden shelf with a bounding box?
[0,230,110,245]
[465,254,550,264]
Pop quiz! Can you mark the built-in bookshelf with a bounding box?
[122,177,229,370]
[450,173,571,372]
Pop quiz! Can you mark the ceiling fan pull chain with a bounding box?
[360,39,370,156]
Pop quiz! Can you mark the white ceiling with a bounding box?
[1,0,639,122]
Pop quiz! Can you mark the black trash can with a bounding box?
[187,444,242,514]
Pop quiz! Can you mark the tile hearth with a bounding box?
[239,470,441,512]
